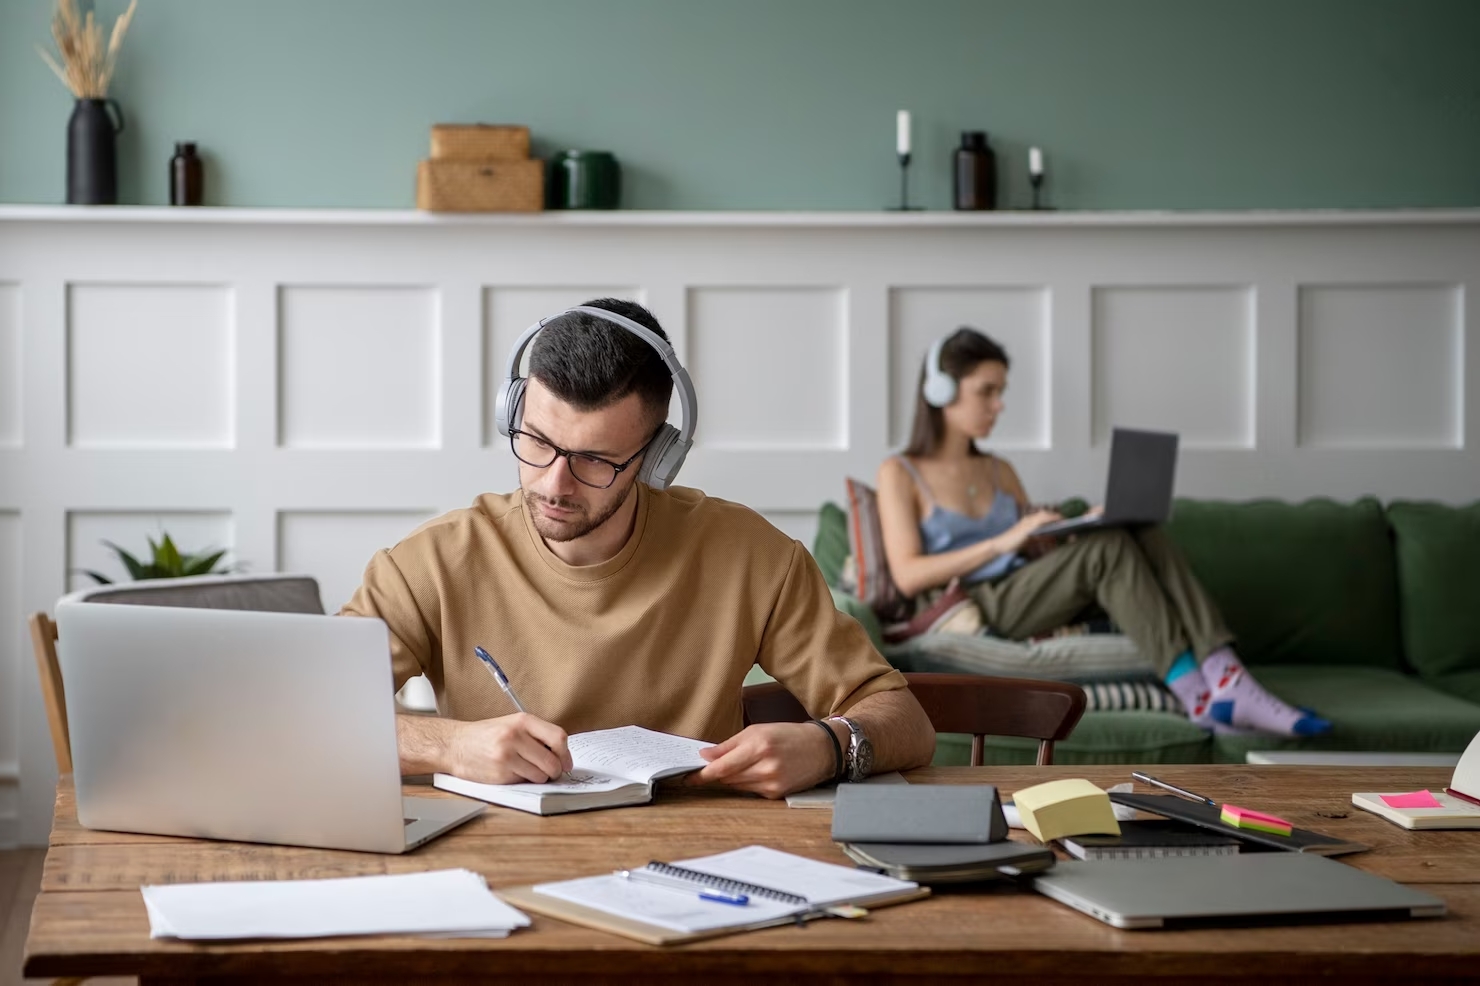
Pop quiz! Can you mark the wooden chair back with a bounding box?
[742,672,1087,767]
[29,612,71,775]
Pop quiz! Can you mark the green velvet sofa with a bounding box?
[812,497,1480,765]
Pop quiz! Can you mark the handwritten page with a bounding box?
[569,726,712,783]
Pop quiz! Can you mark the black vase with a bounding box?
[67,98,126,205]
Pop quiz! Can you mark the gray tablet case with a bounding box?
[841,840,1055,883]
[832,784,1008,844]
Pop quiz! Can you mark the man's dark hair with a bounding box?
[528,298,673,422]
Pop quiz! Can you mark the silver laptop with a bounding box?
[1035,427,1179,537]
[1032,854,1445,929]
[55,598,484,853]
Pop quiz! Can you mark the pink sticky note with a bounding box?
[1380,790,1443,809]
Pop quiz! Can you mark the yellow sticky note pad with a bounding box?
[1012,778,1121,844]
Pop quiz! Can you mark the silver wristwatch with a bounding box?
[827,716,874,782]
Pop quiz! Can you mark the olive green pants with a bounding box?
[965,526,1234,675]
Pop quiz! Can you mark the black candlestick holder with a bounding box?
[890,152,923,211]
[1030,171,1051,211]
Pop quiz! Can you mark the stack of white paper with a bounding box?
[142,869,530,940]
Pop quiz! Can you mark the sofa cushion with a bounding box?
[935,711,1212,766]
[1386,500,1480,681]
[1206,665,1480,763]
[1431,670,1480,707]
[1164,497,1402,670]
[812,501,850,588]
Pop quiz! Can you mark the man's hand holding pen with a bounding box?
[447,713,573,785]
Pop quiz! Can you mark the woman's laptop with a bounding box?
[54,599,484,853]
[1034,428,1179,537]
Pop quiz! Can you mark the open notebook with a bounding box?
[433,725,711,815]
[501,845,928,945]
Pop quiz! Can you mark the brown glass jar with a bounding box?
[170,142,203,206]
[953,131,997,210]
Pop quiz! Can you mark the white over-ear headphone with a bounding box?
[492,306,698,490]
[922,334,957,408]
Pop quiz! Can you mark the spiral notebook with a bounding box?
[499,845,928,945]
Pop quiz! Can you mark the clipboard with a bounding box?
[498,883,931,946]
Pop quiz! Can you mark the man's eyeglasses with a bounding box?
[509,428,651,489]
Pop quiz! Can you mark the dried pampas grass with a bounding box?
[37,0,138,100]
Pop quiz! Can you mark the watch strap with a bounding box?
[828,715,863,782]
[809,718,845,783]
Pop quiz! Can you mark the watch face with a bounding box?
[853,736,875,781]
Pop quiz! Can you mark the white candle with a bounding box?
[896,110,911,156]
[1029,147,1044,176]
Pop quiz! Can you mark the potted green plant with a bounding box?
[80,532,234,585]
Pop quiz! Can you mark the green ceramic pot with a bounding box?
[549,150,621,209]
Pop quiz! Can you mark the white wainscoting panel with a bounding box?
[67,511,234,592]
[0,286,19,447]
[687,287,847,449]
[278,286,440,449]
[1091,287,1255,449]
[4,206,1480,844]
[889,287,1050,450]
[276,510,438,614]
[481,287,645,446]
[0,512,20,844]
[68,284,234,448]
[1298,284,1464,448]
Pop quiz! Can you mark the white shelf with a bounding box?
[2,204,1479,228]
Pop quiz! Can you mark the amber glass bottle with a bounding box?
[169,142,203,206]
[953,131,997,210]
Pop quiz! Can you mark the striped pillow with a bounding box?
[1080,679,1184,714]
[842,478,911,622]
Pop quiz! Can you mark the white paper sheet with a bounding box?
[142,868,530,940]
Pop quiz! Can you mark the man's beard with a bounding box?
[522,484,633,543]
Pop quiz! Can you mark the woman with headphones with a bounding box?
[875,327,1329,737]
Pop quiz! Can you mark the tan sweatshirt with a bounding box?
[340,484,905,743]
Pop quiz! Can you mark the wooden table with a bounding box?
[24,766,1480,984]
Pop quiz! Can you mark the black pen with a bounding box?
[1131,771,1218,808]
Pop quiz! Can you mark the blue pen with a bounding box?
[474,645,527,713]
[474,645,572,780]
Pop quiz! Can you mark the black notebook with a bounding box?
[1108,793,1369,856]
[1059,820,1241,861]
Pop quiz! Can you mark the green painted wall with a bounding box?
[2,0,1477,210]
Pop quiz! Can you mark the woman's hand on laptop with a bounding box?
[1000,509,1062,553]
[449,713,574,784]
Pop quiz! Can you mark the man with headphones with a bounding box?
[341,298,935,799]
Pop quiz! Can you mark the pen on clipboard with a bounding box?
[1131,771,1219,807]
[474,645,572,781]
[617,867,750,906]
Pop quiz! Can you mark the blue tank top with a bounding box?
[897,455,1024,584]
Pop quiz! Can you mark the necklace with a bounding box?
[967,483,979,499]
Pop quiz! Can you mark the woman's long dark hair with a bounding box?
[903,327,1011,458]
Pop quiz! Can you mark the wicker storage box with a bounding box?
[417,159,544,212]
[430,124,530,162]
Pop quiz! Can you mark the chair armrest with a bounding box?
[831,588,886,653]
